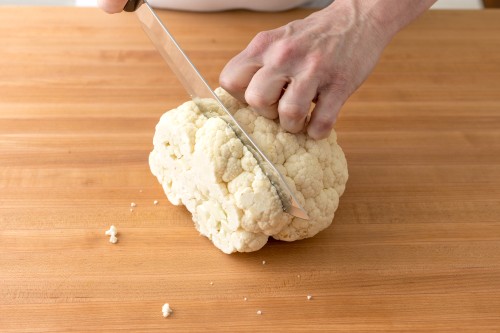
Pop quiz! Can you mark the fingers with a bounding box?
[220,30,279,105]
[278,78,318,133]
[244,68,289,119]
[307,89,344,140]
[221,52,342,139]
[219,57,260,103]
[221,55,340,138]
[97,0,128,13]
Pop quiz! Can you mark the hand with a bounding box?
[98,0,128,13]
[220,0,436,139]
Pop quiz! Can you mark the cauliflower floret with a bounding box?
[149,88,348,253]
[162,303,173,318]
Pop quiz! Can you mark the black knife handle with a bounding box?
[123,0,143,12]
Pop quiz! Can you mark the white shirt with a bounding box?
[148,0,333,11]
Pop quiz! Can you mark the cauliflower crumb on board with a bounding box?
[162,303,173,318]
[256,310,262,315]
[307,295,313,300]
[149,87,348,254]
[105,225,118,244]
[154,200,159,205]
[105,225,117,237]
[130,202,137,208]
[109,235,118,244]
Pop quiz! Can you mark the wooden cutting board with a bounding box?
[1,7,500,332]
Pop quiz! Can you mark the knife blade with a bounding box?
[124,0,309,220]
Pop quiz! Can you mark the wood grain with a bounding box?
[1,7,500,332]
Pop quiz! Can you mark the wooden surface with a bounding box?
[1,7,500,332]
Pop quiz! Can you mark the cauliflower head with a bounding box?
[149,88,348,254]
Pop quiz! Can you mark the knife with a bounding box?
[123,0,309,220]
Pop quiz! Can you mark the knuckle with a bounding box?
[254,31,273,44]
[303,52,324,75]
[316,116,336,131]
[310,116,335,139]
[269,40,303,68]
[219,73,243,94]
[321,82,349,103]
[247,31,274,56]
[271,42,298,67]
[331,75,350,93]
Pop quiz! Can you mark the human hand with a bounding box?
[220,0,435,139]
[97,0,128,13]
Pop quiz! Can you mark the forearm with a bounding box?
[324,0,437,44]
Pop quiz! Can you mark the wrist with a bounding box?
[363,0,437,39]
[324,0,437,45]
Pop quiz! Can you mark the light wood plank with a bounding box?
[1,7,500,332]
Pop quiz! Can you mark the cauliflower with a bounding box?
[105,225,118,244]
[162,303,173,318]
[149,88,348,254]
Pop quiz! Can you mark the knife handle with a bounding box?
[123,0,143,12]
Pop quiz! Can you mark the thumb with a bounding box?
[97,0,128,13]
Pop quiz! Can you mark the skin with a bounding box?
[99,0,436,139]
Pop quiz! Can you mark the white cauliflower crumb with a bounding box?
[307,295,312,300]
[244,297,248,301]
[154,200,159,205]
[130,202,137,208]
[262,260,266,265]
[105,225,118,244]
[162,303,173,318]
[257,310,262,315]
[149,87,348,254]
[105,225,117,237]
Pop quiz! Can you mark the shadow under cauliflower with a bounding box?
[149,88,348,254]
